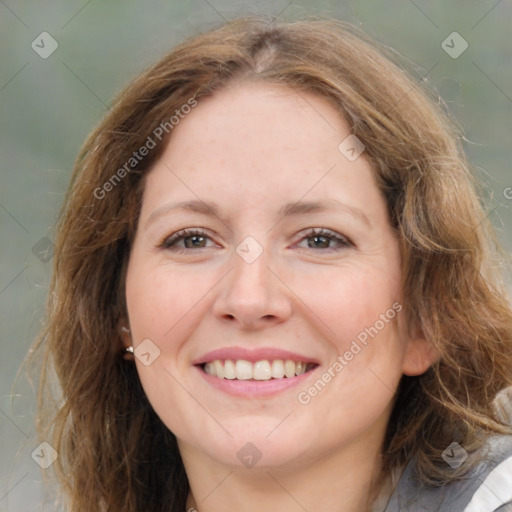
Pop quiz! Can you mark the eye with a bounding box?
[296,228,352,250]
[158,227,351,252]
[159,229,217,250]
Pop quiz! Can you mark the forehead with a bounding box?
[140,81,387,225]
[166,81,345,163]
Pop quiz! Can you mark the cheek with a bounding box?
[290,261,402,346]
[292,261,406,398]
[124,257,218,349]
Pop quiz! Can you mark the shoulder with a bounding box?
[385,435,512,512]
[464,435,512,512]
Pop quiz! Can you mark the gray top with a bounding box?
[384,435,512,511]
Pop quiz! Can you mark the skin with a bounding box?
[121,81,434,512]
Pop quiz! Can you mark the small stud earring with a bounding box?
[122,345,134,361]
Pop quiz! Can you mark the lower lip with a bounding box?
[196,365,318,398]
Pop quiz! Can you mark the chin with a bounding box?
[175,414,316,470]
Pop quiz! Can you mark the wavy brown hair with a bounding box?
[32,16,512,512]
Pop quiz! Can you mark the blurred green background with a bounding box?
[1,1,511,510]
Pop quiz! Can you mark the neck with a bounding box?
[181,436,390,512]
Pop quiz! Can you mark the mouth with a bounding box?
[201,359,318,381]
[193,347,320,396]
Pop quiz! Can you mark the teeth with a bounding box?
[203,359,314,381]
[295,361,306,375]
[253,361,271,380]
[271,360,285,378]
[284,360,295,378]
[205,361,216,377]
[235,360,253,380]
[224,359,236,379]
[214,360,224,379]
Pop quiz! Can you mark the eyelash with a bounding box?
[159,228,352,252]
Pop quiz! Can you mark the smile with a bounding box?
[203,359,317,380]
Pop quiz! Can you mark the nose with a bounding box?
[212,244,293,330]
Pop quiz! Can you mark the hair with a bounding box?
[31,15,512,512]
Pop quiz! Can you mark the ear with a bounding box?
[401,324,438,376]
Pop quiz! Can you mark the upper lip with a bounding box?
[192,347,320,365]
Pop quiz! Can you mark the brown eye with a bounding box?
[160,229,215,250]
[297,228,351,250]
[307,234,331,249]
[182,234,207,248]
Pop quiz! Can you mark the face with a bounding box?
[123,81,431,471]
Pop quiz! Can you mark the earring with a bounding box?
[122,345,134,361]
[120,325,133,359]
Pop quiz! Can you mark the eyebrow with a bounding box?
[145,199,371,228]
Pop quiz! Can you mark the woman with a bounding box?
[34,16,512,511]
